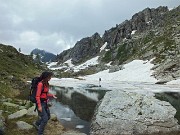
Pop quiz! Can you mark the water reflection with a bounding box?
[49,85,108,134]
[70,92,97,121]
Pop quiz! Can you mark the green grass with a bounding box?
[4,115,37,135]
[116,43,135,64]
[75,68,97,76]
[102,50,112,62]
[0,44,42,98]
[0,44,43,134]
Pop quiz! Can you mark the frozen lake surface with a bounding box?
[49,79,180,134]
[48,59,180,134]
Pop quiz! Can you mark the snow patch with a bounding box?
[100,42,107,52]
[48,56,99,72]
[167,79,180,85]
[60,118,71,121]
[49,59,180,93]
[64,59,74,67]
[106,61,112,66]
[84,59,157,83]
[47,62,58,68]
[131,30,137,35]
[0,49,3,52]
[73,56,99,72]
[76,125,84,129]
[168,7,174,11]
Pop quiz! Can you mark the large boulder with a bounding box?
[27,106,38,116]
[90,90,180,135]
[16,121,33,130]
[8,109,27,119]
[109,65,124,73]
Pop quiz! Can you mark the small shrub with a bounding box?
[102,50,112,62]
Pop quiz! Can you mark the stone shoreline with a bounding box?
[0,97,87,135]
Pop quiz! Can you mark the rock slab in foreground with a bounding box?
[16,121,33,130]
[8,109,27,119]
[90,90,180,135]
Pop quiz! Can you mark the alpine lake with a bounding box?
[49,82,180,135]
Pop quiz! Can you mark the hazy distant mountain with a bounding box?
[31,48,56,62]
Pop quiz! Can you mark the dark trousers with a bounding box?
[36,102,50,135]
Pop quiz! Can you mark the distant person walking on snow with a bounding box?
[99,77,101,87]
[33,71,57,135]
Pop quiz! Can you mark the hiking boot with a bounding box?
[33,121,39,130]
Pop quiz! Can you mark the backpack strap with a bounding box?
[40,84,48,102]
[34,84,47,112]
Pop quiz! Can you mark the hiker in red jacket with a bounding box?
[33,71,57,135]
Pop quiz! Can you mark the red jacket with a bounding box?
[36,82,53,108]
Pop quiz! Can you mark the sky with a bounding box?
[0,0,179,55]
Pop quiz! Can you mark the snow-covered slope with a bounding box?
[50,59,158,89]
[83,59,156,82]
[48,56,100,72]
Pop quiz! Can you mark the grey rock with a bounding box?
[153,58,180,82]
[70,33,103,64]
[62,131,87,135]
[6,98,12,102]
[57,33,103,64]
[8,109,27,119]
[50,113,57,121]
[102,6,168,49]
[3,102,19,108]
[27,106,38,116]
[18,106,27,110]
[7,75,14,80]
[109,65,124,73]
[24,101,32,108]
[90,90,180,135]
[155,79,169,84]
[16,121,33,130]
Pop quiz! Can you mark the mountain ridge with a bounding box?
[54,5,180,82]
[56,6,170,64]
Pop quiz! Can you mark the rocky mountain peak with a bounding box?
[104,6,169,49]
[70,32,103,64]
[55,6,180,82]
[56,6,171,64]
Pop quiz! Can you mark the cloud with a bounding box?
[0,0,179,54]
[13,31,75,54]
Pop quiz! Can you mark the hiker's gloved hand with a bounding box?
[38,106,42,112]
[53,95,57,99]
